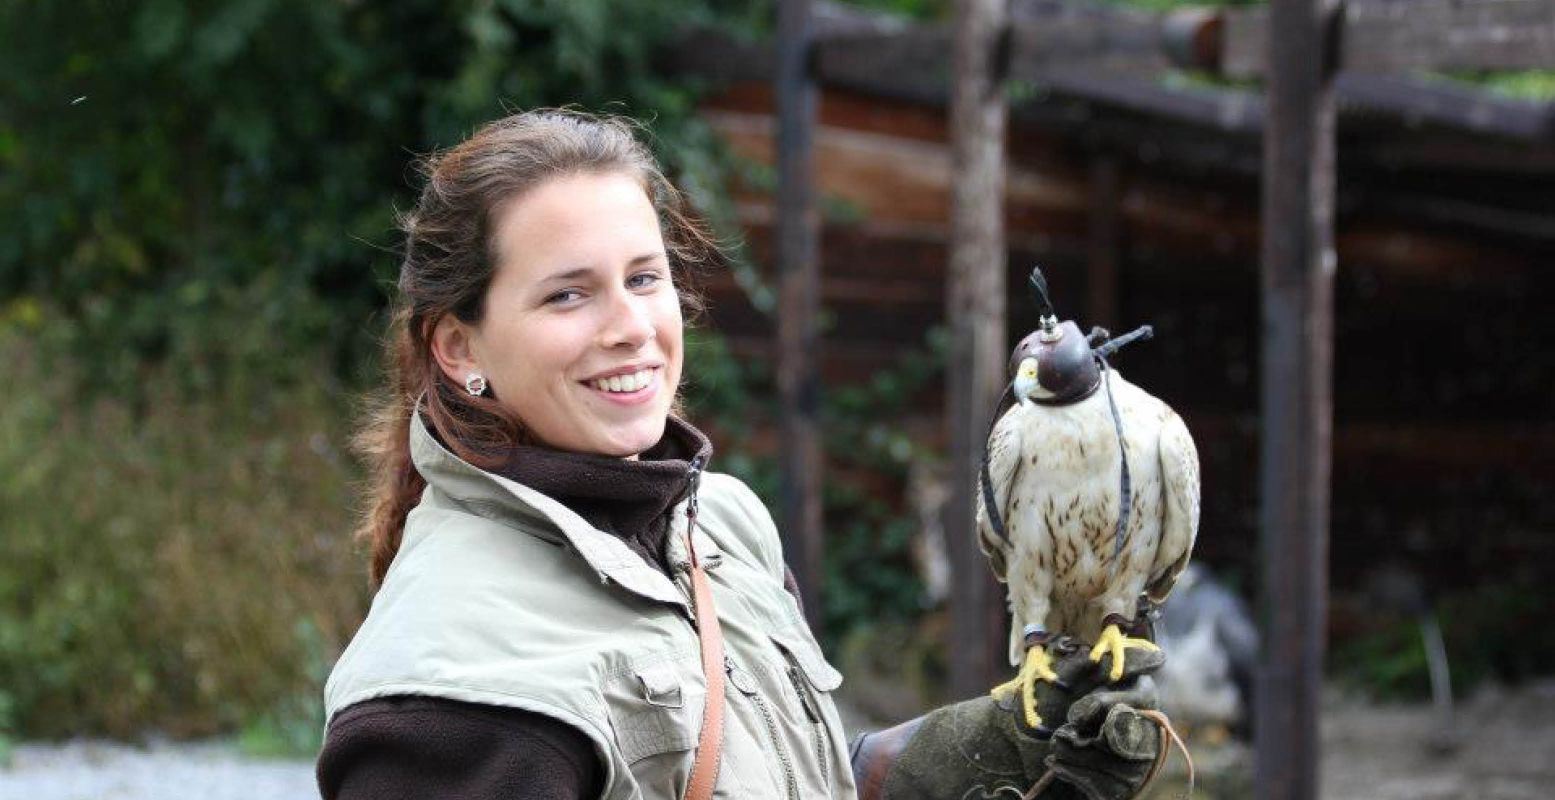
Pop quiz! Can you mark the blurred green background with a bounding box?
[0,0,951,759]
[0,0,790,757]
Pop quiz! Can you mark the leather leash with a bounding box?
[683,466,725,800]
[1135,708,1195,799]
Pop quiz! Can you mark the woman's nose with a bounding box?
[600,288,655,349]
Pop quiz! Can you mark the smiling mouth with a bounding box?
[584,366,659,394]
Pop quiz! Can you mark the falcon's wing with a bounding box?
[975,406,1024,582]
[1146,409,1200,603]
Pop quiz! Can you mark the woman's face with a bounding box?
[436,171,684,457]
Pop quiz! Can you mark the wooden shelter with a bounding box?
[672,1,1554,794]
[675,1,1553,587]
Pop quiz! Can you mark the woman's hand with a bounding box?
[850,642,1167,800]
[1042,644,1167,800]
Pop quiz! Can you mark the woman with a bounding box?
[317,110,1165,800]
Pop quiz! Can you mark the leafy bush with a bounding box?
[0,0,764,739]
[0,328,366,738]
[1330,580,1555,700]
[0,0,763,394]
[0,689,13,765]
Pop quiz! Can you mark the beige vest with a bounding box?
[325,413,858,800]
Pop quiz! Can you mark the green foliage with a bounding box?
[816,331,946,646]
[0,0,772,740]
[681,327,782,497]
[1442,70,1555,102]
[833,0,949,21]
[824,327,947,472]
[1330,619,1433,701]
[0,330,366,739]
[236,618,334,759]
[821,487,925,639]
[684,324,947,655]
[0,689,14,766]
[0,0,761,394]
[1330,580,1555,700]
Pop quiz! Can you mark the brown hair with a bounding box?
[355,109,715,585]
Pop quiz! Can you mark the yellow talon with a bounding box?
[990,645,1058,728]
[1088,622,1159,682]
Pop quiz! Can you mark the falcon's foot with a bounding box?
[1088,622,1159,682]
[990,644,1058,729]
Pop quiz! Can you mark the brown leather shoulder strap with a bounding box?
[684,519,725,800]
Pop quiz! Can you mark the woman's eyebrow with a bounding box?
[539,253,665,285]
[539,267,594,284]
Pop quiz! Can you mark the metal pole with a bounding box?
[1256,0,1338,796]
[775,0,824,627]
[947,0,1010,698]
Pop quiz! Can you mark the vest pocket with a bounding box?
[768,629,846,796]
[769,629,843,693]
[610,661,701,764]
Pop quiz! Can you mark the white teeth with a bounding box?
[592,368,655,393]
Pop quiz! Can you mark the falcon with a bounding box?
[979,270,1200,729]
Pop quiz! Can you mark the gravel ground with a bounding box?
[1142,678,1555,800]
[0,739,315,800]
[6,680,1553,800]
[1319,678,1555,800]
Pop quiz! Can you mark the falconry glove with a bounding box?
[1045,649,1165,800]
[850,645,1165,800]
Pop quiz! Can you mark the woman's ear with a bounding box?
[430,315,480,387]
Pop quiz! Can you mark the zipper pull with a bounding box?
[683,455,707,569]
[788,665,823,723]
[725,655,756,696]
[685,454,705,521]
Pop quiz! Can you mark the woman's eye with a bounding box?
[628,271,663,289]
[546,289,583,305]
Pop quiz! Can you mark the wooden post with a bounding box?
[775,0,824,627]
[946,0,1010,698]
[1256,0,1337,796]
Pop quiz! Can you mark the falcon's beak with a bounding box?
[1014,357,1039,408]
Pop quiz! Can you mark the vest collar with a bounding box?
[407,407,718,610]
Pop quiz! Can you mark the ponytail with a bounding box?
[353,315,426,586]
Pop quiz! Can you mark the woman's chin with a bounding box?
[589,417,668,458]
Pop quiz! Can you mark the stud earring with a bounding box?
[464,372,488,397]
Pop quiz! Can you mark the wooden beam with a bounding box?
[1007,7,1217,76]
[813,24,953,106]
[1256,0,1338,797]
[1354,188,1555,242]
[1334,73,1555,142]
[775,0,825,628]
[679,10,1554,153]
[812,7,1222,103]
[1223,0,1555,78]
[946,0,1010,699]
